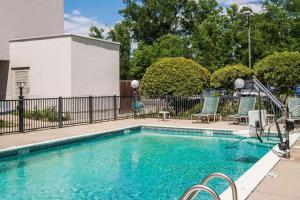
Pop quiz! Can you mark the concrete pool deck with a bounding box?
[0,118,299,200]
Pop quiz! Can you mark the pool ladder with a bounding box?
[179,173,238,200]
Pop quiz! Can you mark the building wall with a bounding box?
[0,61,9,99]
[71,36,120,97]
[8,37,72,99]
[0,0,64,60]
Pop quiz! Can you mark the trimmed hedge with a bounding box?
[254,51,300,96]
[140,57,210,96]
[210,64,254,94]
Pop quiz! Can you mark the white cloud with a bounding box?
[64,9,111,37]
[218,0,263,13]
[72,9,81,15]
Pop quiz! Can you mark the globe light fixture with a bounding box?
[131,80,139,89]
[242,9,252,17]
[234,78,245,89]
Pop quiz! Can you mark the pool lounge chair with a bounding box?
[228,96,256,124]
[288,98,300,121]
[191,96,220,123]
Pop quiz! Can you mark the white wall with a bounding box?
[8,37,72,99]
[7,35,120,99]
[0,0,64,60]
[71,36,120,97]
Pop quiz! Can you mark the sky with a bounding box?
[64,0,263,36]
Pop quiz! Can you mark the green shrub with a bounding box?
[254,51,300,100]
[0,120,5,128]
[210,64,254,94]
[219,101,238,118]
[25,107,70,122]
[0,120,14,128]
[177,102,203,118]
[140,57,211,96]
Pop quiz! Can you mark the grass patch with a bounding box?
[0,120,15,128]
[0,120,6,128]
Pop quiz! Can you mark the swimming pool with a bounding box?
[0,126,273,200]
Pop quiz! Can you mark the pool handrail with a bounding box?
[180,173,238,200]
[179,184,220,200]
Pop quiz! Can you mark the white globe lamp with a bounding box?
[234,78,245,89]
[131,80,139,89]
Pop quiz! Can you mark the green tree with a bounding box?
[130,34,191,79]
[120,0,183,44]
[254,51,300,102]
[210,64,254,94]
[140,57,210,96]
[120,0,220,44]
[89,26,104,39]
[107,22,132,79]
[190,14,230,71]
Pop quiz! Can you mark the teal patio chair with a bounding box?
[228,96,256,124]
[191,96,220,123]
[288,98,300,121]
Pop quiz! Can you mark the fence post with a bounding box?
[58,96,63,128]
[18,96,24,133]
[113,95,117,120]
[89,96,93,124]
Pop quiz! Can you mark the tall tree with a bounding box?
[120,0,183,44]
[120,0,220,44]
[89,26,104,39]
[130,34,191,79]
[190,14,229,71]
[107,22,132,79]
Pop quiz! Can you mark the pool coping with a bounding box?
[0,124,298,200]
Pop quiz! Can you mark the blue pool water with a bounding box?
[0,127,272,200]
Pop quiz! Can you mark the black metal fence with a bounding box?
[0,95,282,134]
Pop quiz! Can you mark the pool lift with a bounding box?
[235,76,294,158]
[179,77,295,200]
[228,77,294,158]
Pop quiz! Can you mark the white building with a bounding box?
[0,0,120,99]
[8,34,120,98]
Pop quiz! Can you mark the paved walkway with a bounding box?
[0,119,299,200]
[247,139,300,200]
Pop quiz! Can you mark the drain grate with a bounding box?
[266,171,278,178]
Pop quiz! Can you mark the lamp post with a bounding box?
[242,9,253,68]
[17,81,26,133]
[131,80,139,99]
[131,80,139,118]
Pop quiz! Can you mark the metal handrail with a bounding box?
[267,116,285,134]
[200,173,237,200]
[180,173,238,200]
[179,184,221,200]
[252,77,286,111]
